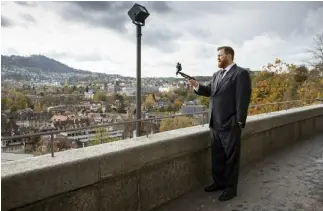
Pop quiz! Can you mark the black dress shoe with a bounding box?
[204,183,225,192]
[219,190,237,201]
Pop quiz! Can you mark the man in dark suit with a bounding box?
[189,46,251,201]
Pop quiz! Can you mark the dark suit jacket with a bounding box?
[194,64,251,130]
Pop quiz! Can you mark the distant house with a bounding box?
[84,90,94,100]
[180,105,206,115]
[122,107,159,139]
[1,115,25,153]
[8,109,50,129]
[51,115,68,122]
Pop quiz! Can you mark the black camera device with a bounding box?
[176,62,196,80]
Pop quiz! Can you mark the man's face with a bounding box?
[217,49,231,69]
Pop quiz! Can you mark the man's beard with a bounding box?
[218,59,228,69]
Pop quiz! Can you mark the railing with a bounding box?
[1,98,322,158]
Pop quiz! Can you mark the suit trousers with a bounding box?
[210,125,241,192]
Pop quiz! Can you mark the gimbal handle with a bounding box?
[176,62,196,80]
[177,72,196,80]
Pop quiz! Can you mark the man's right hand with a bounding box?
[188,79,199,89]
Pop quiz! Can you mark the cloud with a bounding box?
[48,50,103,62]
[70,1,172,15]
[56,2,130,32]
[41,1,172,33]
[2,1,323,77]
[141,24,183,53]
[20,14,36,23]
[169,2,323,45]
[14,1,37,7]
[35,1,178,52]
[1,16,14,27]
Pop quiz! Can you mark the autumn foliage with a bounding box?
[159,116,194,132]
[249,58,322,115]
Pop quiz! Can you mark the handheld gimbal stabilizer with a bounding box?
[176,62,196,80]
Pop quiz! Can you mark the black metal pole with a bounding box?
[136,24,142,137]
[50,134,54,157]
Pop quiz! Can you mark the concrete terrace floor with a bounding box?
[157,133,323,211]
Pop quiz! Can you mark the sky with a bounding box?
[1,1,323,77]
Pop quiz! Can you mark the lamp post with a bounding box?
[128,3,150,137]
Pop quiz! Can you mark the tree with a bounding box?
[34,102,42,112]
[14,91,29,109]
[142,94,156,110]
[296,77,323,100]
[64,79,68,88]
[1,98,12,111]
[3,90,29,112]
[174,88,187,98]
[174,98,183,110]
[160,116,194,132]
[88,127,118,145]
[248,56,323,115]
[165,91,178,103]
[185,93,195,101]
[114,94,126,113]
[93,92,107,103]
[166,103,176,112]
[262,58,292,74]
[198,96,209,108]
[308,32,323,71]
[292,65,309,83]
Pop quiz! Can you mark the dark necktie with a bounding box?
[216,69,226,87]
[219,69,226,79]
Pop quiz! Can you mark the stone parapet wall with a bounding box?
[2,104,323,211]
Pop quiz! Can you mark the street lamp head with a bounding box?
[128,3,150,26]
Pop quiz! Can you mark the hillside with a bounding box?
[2,54,257,85]
[1,55,128,83]
[1,55,89,74]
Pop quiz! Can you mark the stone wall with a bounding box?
[2,104,323,211]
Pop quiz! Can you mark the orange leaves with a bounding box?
[174,98,183,109]
[249,58,322,115]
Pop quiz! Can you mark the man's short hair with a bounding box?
[217,46,235,60]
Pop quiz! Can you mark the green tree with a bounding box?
[159,116,194,132]
[93,92,108,103]
[1,98,12,111]
[88,127,119,146]
[198,96,209,108]
[4,90,29,112]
